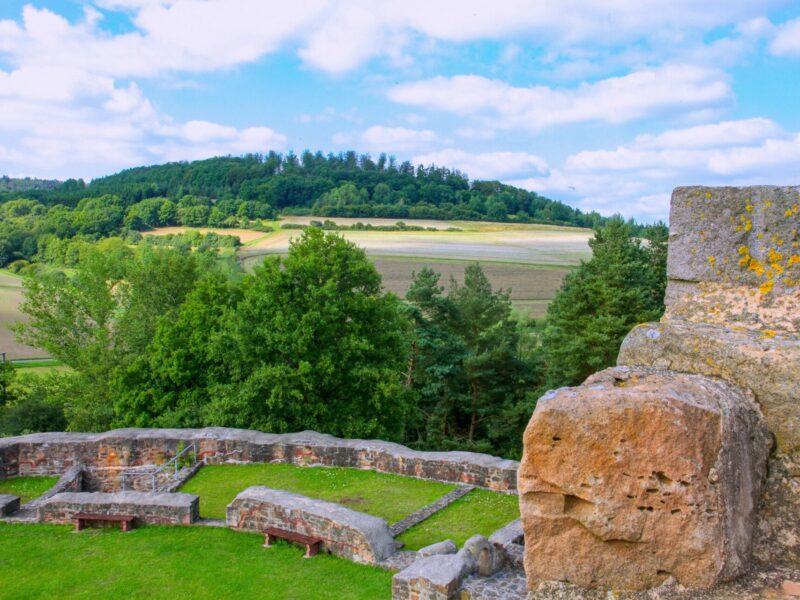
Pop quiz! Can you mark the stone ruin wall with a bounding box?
[520,186,800,596]
[0,428,519,493]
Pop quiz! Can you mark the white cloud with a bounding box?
[412,149,549,180]
[513,118,800,221]
[388,65,732,131]
[334,126,438,152]
[770,17,800,57]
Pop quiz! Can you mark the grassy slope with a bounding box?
[0,476,59,503]
[0,523,392,600]
[396,489,520,550]
[180,463,455,523]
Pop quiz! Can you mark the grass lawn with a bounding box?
[0,523,392,600]
[396,489,520,550]
[0,476,58,503]
[180,463,456,523]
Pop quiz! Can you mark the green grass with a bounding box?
[11,359,63,369]
[396,489,520,550]
[180,463,456,523]
[0,523,392,600]
[0,476,58,503]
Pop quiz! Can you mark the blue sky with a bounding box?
[1,1,799,221]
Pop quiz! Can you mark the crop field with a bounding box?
[238,218,590,318]
[0,270,48,360]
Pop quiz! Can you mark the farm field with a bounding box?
[0,270,48,361]
[0,523,392,600]
[237,218,590,318]
[179,463,456,524]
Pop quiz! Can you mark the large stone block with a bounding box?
[37,491,199,525]
[667,186,800,315]
[619,320,800,456]
[226,486,396,564]
[392,553,472,600]
[519,367,770,591]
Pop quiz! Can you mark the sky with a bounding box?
[0,2,799,222]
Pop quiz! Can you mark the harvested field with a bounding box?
[370,258,569,318]
[0,271,47,360]
[239,219,588,318]
[240,227,591,266]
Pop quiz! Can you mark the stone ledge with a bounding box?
[619,319,800,456]
[0,428,518,492]
[226,486,397,564]
[38,491,199,526]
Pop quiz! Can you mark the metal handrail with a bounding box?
[120,442,198,493]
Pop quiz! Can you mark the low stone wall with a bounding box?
[24,465,84,509]
[226,486,396,564]
[38,491,199,526]
[0,428,518,492]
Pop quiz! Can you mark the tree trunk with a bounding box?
[468,381,479,442]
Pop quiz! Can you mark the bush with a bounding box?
[1,398,67,435]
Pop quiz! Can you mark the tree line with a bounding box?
[2,152,657,229]
[2,221,667,458]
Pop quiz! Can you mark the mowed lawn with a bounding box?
[0,476,58,503]
[180,463,456,523]
[396,489,520,550]
[0,523,392,600]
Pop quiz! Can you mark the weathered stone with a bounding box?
[619,319,800,456]
[488,519,523,549]
[0,494,20,516]
[459,535,503,577]
[37,491,199,525]
[519,366,770,590]
[667,186,800,312]
[226,486,396,564]
[418,540,458,557]
[0,428,518,492]
[393,553,472,600]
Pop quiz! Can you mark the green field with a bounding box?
[0,523,392,600]
[179,463,456,523]
[0,476,59,503]
[396,489,520,550]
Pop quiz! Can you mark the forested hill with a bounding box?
[0,176,61,193]
[1,152,611,228]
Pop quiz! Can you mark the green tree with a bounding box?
[13,245,201,429]
[405,264,535,455]
[541,217,667,388]
[205,228,410,439]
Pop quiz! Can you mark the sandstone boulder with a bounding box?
[519,366,770,590]
[619,320,800,456]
